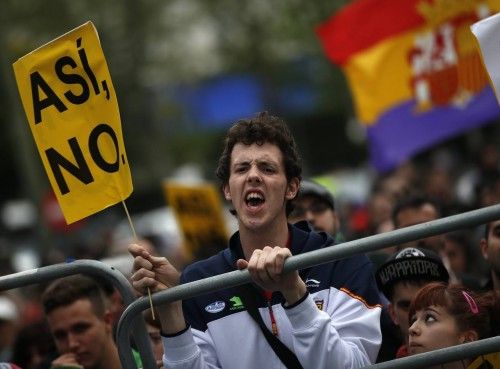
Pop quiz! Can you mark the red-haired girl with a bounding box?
[408,282,499,369]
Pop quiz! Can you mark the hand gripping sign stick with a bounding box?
[13,21,155,318]
[122,200,155,319]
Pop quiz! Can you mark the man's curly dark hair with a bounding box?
[215,111,302,185]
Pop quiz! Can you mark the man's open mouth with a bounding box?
[245,192,265,207]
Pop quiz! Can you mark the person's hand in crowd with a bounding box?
[51,353,84,369]
[236,246,306,305]
[129,243,180,294]
[129,243,186,334]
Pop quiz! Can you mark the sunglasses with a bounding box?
[291,202,331,217]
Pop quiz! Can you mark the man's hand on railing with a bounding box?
[237,245,307,305]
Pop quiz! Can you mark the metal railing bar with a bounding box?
[0,259,156,369]
[365,336,500,369]
[117,203,500,369]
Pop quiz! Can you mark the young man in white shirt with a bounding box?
[130,112,382,369]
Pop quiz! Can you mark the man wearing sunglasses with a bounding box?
[288,179,341,241]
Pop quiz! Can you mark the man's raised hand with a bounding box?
[129,243,180,295]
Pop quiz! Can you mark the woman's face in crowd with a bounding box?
[408,305,462,355]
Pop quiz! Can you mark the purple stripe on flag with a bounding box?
[368,87,500,172]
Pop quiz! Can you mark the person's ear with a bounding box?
[480,238,488,260]
[460,330,479,344]
[388,303,399,326]
[223,184,231,201]
[103,310,114,333]
[286,178,300,200]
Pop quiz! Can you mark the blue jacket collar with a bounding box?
[224,221,333,267]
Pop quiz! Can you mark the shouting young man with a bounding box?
[130,112,382,369]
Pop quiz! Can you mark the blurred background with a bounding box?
[0,0,499,275]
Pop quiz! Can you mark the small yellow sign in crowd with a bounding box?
[164,182,228,261]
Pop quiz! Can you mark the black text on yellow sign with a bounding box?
[164,182,228,261]
[13,21,132,224]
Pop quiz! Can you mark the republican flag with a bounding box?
[317,0,500,172]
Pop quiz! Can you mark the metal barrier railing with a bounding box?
[0,259,156,369]
[367,336,500,369]
[117,202,499,369]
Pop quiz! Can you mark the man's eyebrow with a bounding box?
[395,299,410,307]
[257,162,278,168]
[232,159,250,166]
[72,321,90,327]
[233,158,278,166]
[256,157,279,165]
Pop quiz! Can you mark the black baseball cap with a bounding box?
[376,247,449,300]
[298,179,335,210]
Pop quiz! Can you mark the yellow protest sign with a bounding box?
[164,182,228,261]
[13,21,132,224]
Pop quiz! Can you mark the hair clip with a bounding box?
[462,291,479,314]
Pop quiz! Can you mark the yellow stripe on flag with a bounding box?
[343,27,427,125]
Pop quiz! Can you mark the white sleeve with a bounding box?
[285,290,382,369]
[162,328,221,369]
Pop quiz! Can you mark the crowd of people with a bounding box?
[0,112,498,369]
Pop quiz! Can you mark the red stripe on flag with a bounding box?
[316,0,425,65]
